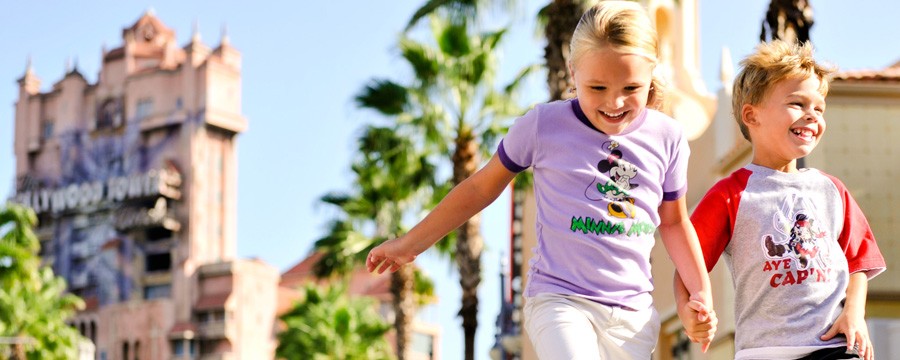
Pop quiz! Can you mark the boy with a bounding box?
[676,40,886,360]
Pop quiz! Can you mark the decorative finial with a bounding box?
[192,19,201,43]
[25,55,34,75]
[146,7,156,16]
[720,47,734,93]
[220,23,230,46]
[65,56,72,73]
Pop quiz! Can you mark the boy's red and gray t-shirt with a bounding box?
[692,163,886,359]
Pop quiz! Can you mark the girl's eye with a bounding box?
[590,86,606,91]
[624,86,640,92]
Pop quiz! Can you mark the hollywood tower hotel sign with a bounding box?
[9,11,279,360]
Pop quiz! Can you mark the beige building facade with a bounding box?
[508,1,900,359]
[9,12,279,360]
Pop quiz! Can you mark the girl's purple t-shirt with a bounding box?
[498,99,689,309]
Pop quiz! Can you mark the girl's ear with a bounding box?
[741,103,758,126]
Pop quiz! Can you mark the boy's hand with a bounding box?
[677,299,717,353]
[366,237,417,274]
[821,312,873,360]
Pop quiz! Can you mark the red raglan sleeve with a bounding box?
[690,170,749,272]
[823,174,886,279]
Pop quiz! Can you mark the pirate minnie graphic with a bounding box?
[584,141,639,218]
[764,213,828,270]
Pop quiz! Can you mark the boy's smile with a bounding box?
[570,48,654,135]
[744,75,826,172]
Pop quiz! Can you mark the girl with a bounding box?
[367,1,715,358]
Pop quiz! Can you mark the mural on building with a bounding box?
[13,102,190,307]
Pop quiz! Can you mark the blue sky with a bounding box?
[2,1,898,359]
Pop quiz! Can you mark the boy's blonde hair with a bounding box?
[732,40,834,141]
[569,1,664,109]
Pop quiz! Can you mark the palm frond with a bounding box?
[355,79,409,116]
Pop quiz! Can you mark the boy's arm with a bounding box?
[821,272,873,360]
[367,153,516,273]
[659,197,716,351]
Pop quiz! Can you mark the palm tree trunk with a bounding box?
[761,0,814,43]
[544,0,584,101]
[390,265,416,360]
[453,131,482,360]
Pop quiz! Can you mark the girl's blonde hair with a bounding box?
[732,40,833,141]
[569,1,664,109]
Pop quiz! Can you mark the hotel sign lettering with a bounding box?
[12,169,182,214]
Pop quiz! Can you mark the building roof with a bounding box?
[833,60,900,83]
[279,251,392,299]
[195,293,230,311]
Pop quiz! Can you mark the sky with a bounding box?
[1,1,899,359]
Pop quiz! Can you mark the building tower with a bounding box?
[11,12,278,360]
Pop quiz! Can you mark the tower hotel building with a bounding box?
[10,12,279,360]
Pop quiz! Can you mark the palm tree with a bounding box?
[538,0,589,101]
[0,204,84,359]
[276,283,393,360]
[0,204,40,287]
[760,0,814,43]
[356,17,534,360]
[313,125,437,360]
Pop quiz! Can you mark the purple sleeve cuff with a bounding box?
[662,185,687,201]
[498,140,528,173]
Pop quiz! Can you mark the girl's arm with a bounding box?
[659,197,716,350]
[367,153,517,273]
[820,272,873,360]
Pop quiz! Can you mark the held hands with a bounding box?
[677,299,717,353]
[820,311,873,360]
[366,236,418,274]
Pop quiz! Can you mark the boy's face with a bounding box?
[744,75,826,170]
[569,48,654,135]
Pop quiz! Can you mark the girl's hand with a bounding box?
[821,312,873,360]
[677,299,717,353]
[366,237,418,274]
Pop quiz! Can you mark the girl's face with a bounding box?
[744,75,826,172]
[569,47,654,135]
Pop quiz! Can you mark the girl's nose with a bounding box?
[609,95,625,109]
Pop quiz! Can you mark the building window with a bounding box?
[145,252,171,272]
[411,332,435,358]
[41,120,54,140]
[171,339,196,357]
[97,98,123,129]
[135,98,153,121]
[175,97,183,110]
[144,284,171,300]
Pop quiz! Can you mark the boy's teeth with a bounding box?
[792,129,813,138]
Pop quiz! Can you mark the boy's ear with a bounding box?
[741,104,758,127]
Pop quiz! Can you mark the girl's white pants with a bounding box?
[524,293,660,360]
